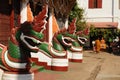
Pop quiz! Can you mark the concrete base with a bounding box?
[51,58,68,71]
[31,51,52,70]
[0,68,34,80]
[0,69,4,80]
[31,52,68,71]
[31,57,69,71]
[67,50,83,62]
[2,72,34,80]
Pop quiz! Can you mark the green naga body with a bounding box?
[38,42,65,57]
[53,19,87,52]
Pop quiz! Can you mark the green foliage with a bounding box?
[116,29,120,37]
[69,3,87,31]
[89,25,118,42]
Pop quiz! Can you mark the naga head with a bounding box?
[4,22,44,72]
[53,18,88,52]
[16,4,48,53]
[16,22,44,52]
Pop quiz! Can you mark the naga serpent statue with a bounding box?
[52,18,88,62]
[0,4,67,72]
[0,4,48,72]
[0,22,44,72]
[0,3,88,73]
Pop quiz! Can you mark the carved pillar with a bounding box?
[20,0,29,23]
[65,18,69,29]
[48,8,53,44]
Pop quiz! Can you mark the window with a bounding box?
[89,0,102,9]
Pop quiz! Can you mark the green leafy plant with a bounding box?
[89,24,117,43]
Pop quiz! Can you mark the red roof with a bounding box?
[87,22,118,28]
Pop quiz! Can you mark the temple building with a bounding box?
[77,0,119,28]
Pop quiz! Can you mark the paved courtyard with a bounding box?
[34,50,120,80]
